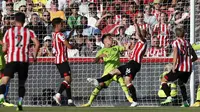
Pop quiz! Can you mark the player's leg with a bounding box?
[54,61,75,106]
[178,72,191,107]
[17,62,29,111]
[0,62,16,104]
[160,71,179,104]
[112,75,133,103]
[191,84,200,107]
[88,66,124,87]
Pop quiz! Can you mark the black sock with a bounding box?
[128,84,137,102]
[19,86,25,98]
[161,83,171,97]
[97,74,113,83]
[179,85,187,101]
[58,82,66,94]
[61,81,72,99]
[0,84,6,94]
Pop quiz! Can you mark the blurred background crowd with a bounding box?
[0,0,191,57]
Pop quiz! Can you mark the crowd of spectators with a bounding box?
[0,0,191,57]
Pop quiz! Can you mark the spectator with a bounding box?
[153,12,170,47]
[125,2,138,22]
[152,0,161,20]
[13,0,26,11]
[67,3,81,29]
[26,13,47,44]
[146,37,167,57]
[38,36,53,57]
[26,0,34,21]
[0,10,2,26]
[78,0,89,16]
[86,2,100,28]
[18,5,29,26]
[144,4,158,29]
[49,0,66,21]
[2,0,15,16]
[113,3,123,24]
[1,15,14,34]
[42,11,53,37]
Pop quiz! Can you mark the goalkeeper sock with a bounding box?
[4,84,9,99]
[196,85,200,101]
[161,83,171,97]
[19,86,25,98]
[127,84,137,102]
[118,77,129,97]
[97,74,113,83]
[0,84,6,95]
[88,86,102,105]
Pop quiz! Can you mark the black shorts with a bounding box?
[4,62,29,80]
[118,60,141,80]
[164,70,191,83]
[56,61,71,78]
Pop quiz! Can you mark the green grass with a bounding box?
[0,107,200,112]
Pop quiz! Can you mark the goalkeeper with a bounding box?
[0,32,14,107]
[81,34,133,107]
[190,43,200,107]
[158,63,178,106]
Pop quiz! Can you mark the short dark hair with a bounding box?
[52,17,63,28]
[101,34,112,44]
[15,12,25,24]
[175,28,185,37]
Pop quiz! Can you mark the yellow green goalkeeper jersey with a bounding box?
[96,46,124,76]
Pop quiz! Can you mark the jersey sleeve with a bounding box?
[29,30,37,39]
[3,30,9,43]
[58,33,66,42]
[172,41,177,48]
[96,49,103,58]
[116,46,125,52]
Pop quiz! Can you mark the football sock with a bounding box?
[4,84,9,99]
[19,80,26,98]
[58,81,66,94]
[63,81,72,99]
[88,86,102,105]
[196,85,200,101]
[118,77,129,97]
[161,83,171,97]
[127,84,137,102]
[178,80,187,101]
[97,74,113,83]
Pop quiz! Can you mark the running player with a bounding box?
[0,12,40,111]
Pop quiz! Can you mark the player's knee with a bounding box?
[161,77,167,83]
[100,82,107,88]
[1,76,10,85]
[124,76,131,85]
[64,76,71,84]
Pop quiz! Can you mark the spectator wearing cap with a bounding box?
[13,0,26,11]
[49,0,66,21]
[42,11,53,37]
[38,36,53,57]
[67,3,81,29]
[26,13,47,45]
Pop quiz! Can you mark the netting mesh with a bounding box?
[0,0,199,107]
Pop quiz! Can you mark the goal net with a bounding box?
[1,0,199,107]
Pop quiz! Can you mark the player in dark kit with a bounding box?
[88,21,147,107]
[0,12,40,111]
[160,28,197,107]
[51,18,75,106]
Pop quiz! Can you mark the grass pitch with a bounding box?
[0,107,200,112]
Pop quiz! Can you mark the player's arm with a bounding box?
[190,45,198,62]
[172,46,178,73]
[30,30,40,60]
[94,50,106,63]
[134,22,145,42]
[58,33,73,49]
[2,30,9,53]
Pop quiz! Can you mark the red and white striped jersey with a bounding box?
[3,27,36,63]
[147,47,166,57]
[172,38,192,72]
[129,40,147,64]
[153,23,170,47]
[138,23,150,32]
[52,32,67,64]
[152,10,160,20]
[114,15,121,24]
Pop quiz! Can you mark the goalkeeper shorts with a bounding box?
[56,61,71,78]
[164,70,191,83]
[118,60,141,80]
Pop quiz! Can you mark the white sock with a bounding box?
[0,94,4,99]
[68,99,73,104]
